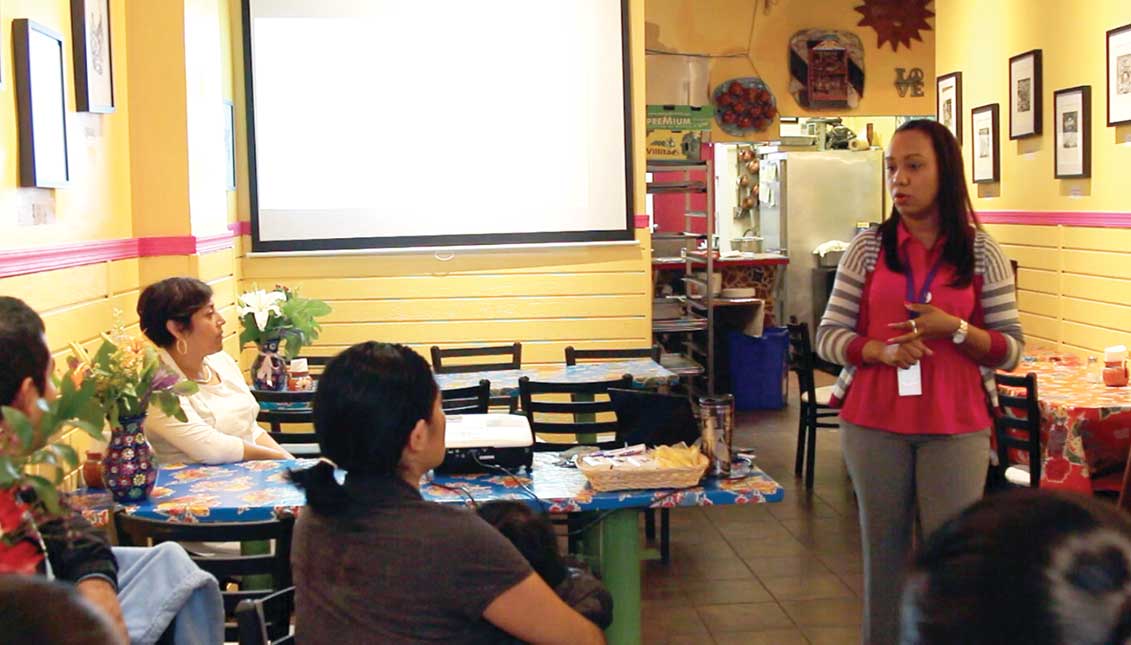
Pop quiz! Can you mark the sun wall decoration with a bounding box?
[854,0,935,52]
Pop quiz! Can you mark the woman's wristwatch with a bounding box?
[952,318,969,344]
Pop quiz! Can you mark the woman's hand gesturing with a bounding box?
[879,339,934,369]
[887,303,961,344]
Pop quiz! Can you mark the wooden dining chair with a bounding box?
[431,343,522,411]
[440,380,491,415]
[518,375,633,451]
[786,322,840,491]
[564,345,662,365]
[252,389,319,457]
[992,372,1042,488]
[236,586,295,645]
[114,512,295,644]
[563,344,672,561]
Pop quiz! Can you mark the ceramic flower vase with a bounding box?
[101,414,158,503]
[251,337,288,391]
[82,451,104,489]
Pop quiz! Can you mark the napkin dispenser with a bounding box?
[437,414,534,474]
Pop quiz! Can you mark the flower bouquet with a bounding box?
[68,320,199,502]
[1,365,105,573]
[238,285,331,390]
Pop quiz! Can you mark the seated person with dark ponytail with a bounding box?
[289,342,606,644]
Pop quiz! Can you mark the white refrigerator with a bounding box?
[758,149,885,330]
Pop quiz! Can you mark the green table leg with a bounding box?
[583,509,641,645]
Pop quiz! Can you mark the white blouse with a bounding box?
[145,349,267,465]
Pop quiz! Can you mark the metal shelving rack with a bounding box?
[647,158,716,396]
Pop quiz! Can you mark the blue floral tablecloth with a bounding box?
[434,360,679,395]
[70,453,784,526]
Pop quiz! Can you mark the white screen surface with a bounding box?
[245,0,632,251]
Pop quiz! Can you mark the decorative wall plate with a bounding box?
[712,77,777,135]
[788,30,865,109]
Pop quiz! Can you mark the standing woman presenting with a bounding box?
[815,119,1023,644]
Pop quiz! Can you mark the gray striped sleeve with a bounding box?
[816,232,879,365]
[976,232,1024,370]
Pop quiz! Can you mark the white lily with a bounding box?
[238,289,287,331]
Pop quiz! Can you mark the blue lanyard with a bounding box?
[902,250,945,319]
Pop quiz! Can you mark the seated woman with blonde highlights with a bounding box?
[138,277,292,464]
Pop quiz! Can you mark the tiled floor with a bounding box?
[641,374,863,644]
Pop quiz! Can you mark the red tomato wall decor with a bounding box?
[712,77,777,136]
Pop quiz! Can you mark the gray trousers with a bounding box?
[840,421,989,645]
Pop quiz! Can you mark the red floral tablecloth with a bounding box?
[1001,349,1131,493]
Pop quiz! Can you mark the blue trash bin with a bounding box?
[728,327,789,410]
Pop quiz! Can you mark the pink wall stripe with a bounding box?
[634,214,650,228]
[0,222,249,279]
[979,211,1131,228]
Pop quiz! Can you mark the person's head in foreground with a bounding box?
[0,296,55,419]
[0,574,123,645]
[292,340,444,503]
[901,489,1131,645]
[477,500,568,588]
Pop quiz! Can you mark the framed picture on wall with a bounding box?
[223,100,237,191]
[1053,86,1091,178]
[1009,49,1042,139]
[70,0,115,112]
[12,20,70,188]
[1107,23,1131,126]
[936,72,963,144]
[971,104,1000,183]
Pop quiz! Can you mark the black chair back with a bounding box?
[993,371,1041,487]
[518,374,633,451]
[441,380,491,415]
[786,322,819,405]
[113,512,295,643]
[252,391,319,457]
[564,345,661,366]
[430,343,522,374]
[236,586,295,645]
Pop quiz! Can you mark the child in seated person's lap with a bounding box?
[477,500,613,630]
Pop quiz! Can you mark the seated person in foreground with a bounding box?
[901,488,1131,645]
[0,296,224,644]
[0,574,123,645]
[137,277,292,464]
[477,500,613,630]
[289,342,605,644]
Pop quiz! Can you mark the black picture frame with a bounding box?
[1107,23,1131,126]
[936,71,963,145]
[1009,49,1042,139]
[223,100,237,191]
[12,19,70,188]
[971,103,1000,183]
[70,0,115,113]
[1053,86,1091,179]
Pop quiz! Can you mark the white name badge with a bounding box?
[898,362,923,397]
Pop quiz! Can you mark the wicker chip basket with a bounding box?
[577,460,709,492]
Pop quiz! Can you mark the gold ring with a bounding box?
[910,319,919,336]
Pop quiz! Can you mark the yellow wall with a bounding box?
[646,0,936,142]
[233,0,652,367]
[936,0,1131,356]
[1,0,241,485]
[0,0,134,247]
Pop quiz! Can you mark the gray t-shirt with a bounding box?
[292,473,533,644]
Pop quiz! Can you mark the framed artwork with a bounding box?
[223,100,237,191]
[787,29,865,109]
[1053,86,1091,179]
[936,71,962,144]
[12,20,70,188]
[1009,49,1042,139]
[71,0,115,112]
[1107,23,1131,126]
[971,104,1000,183]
